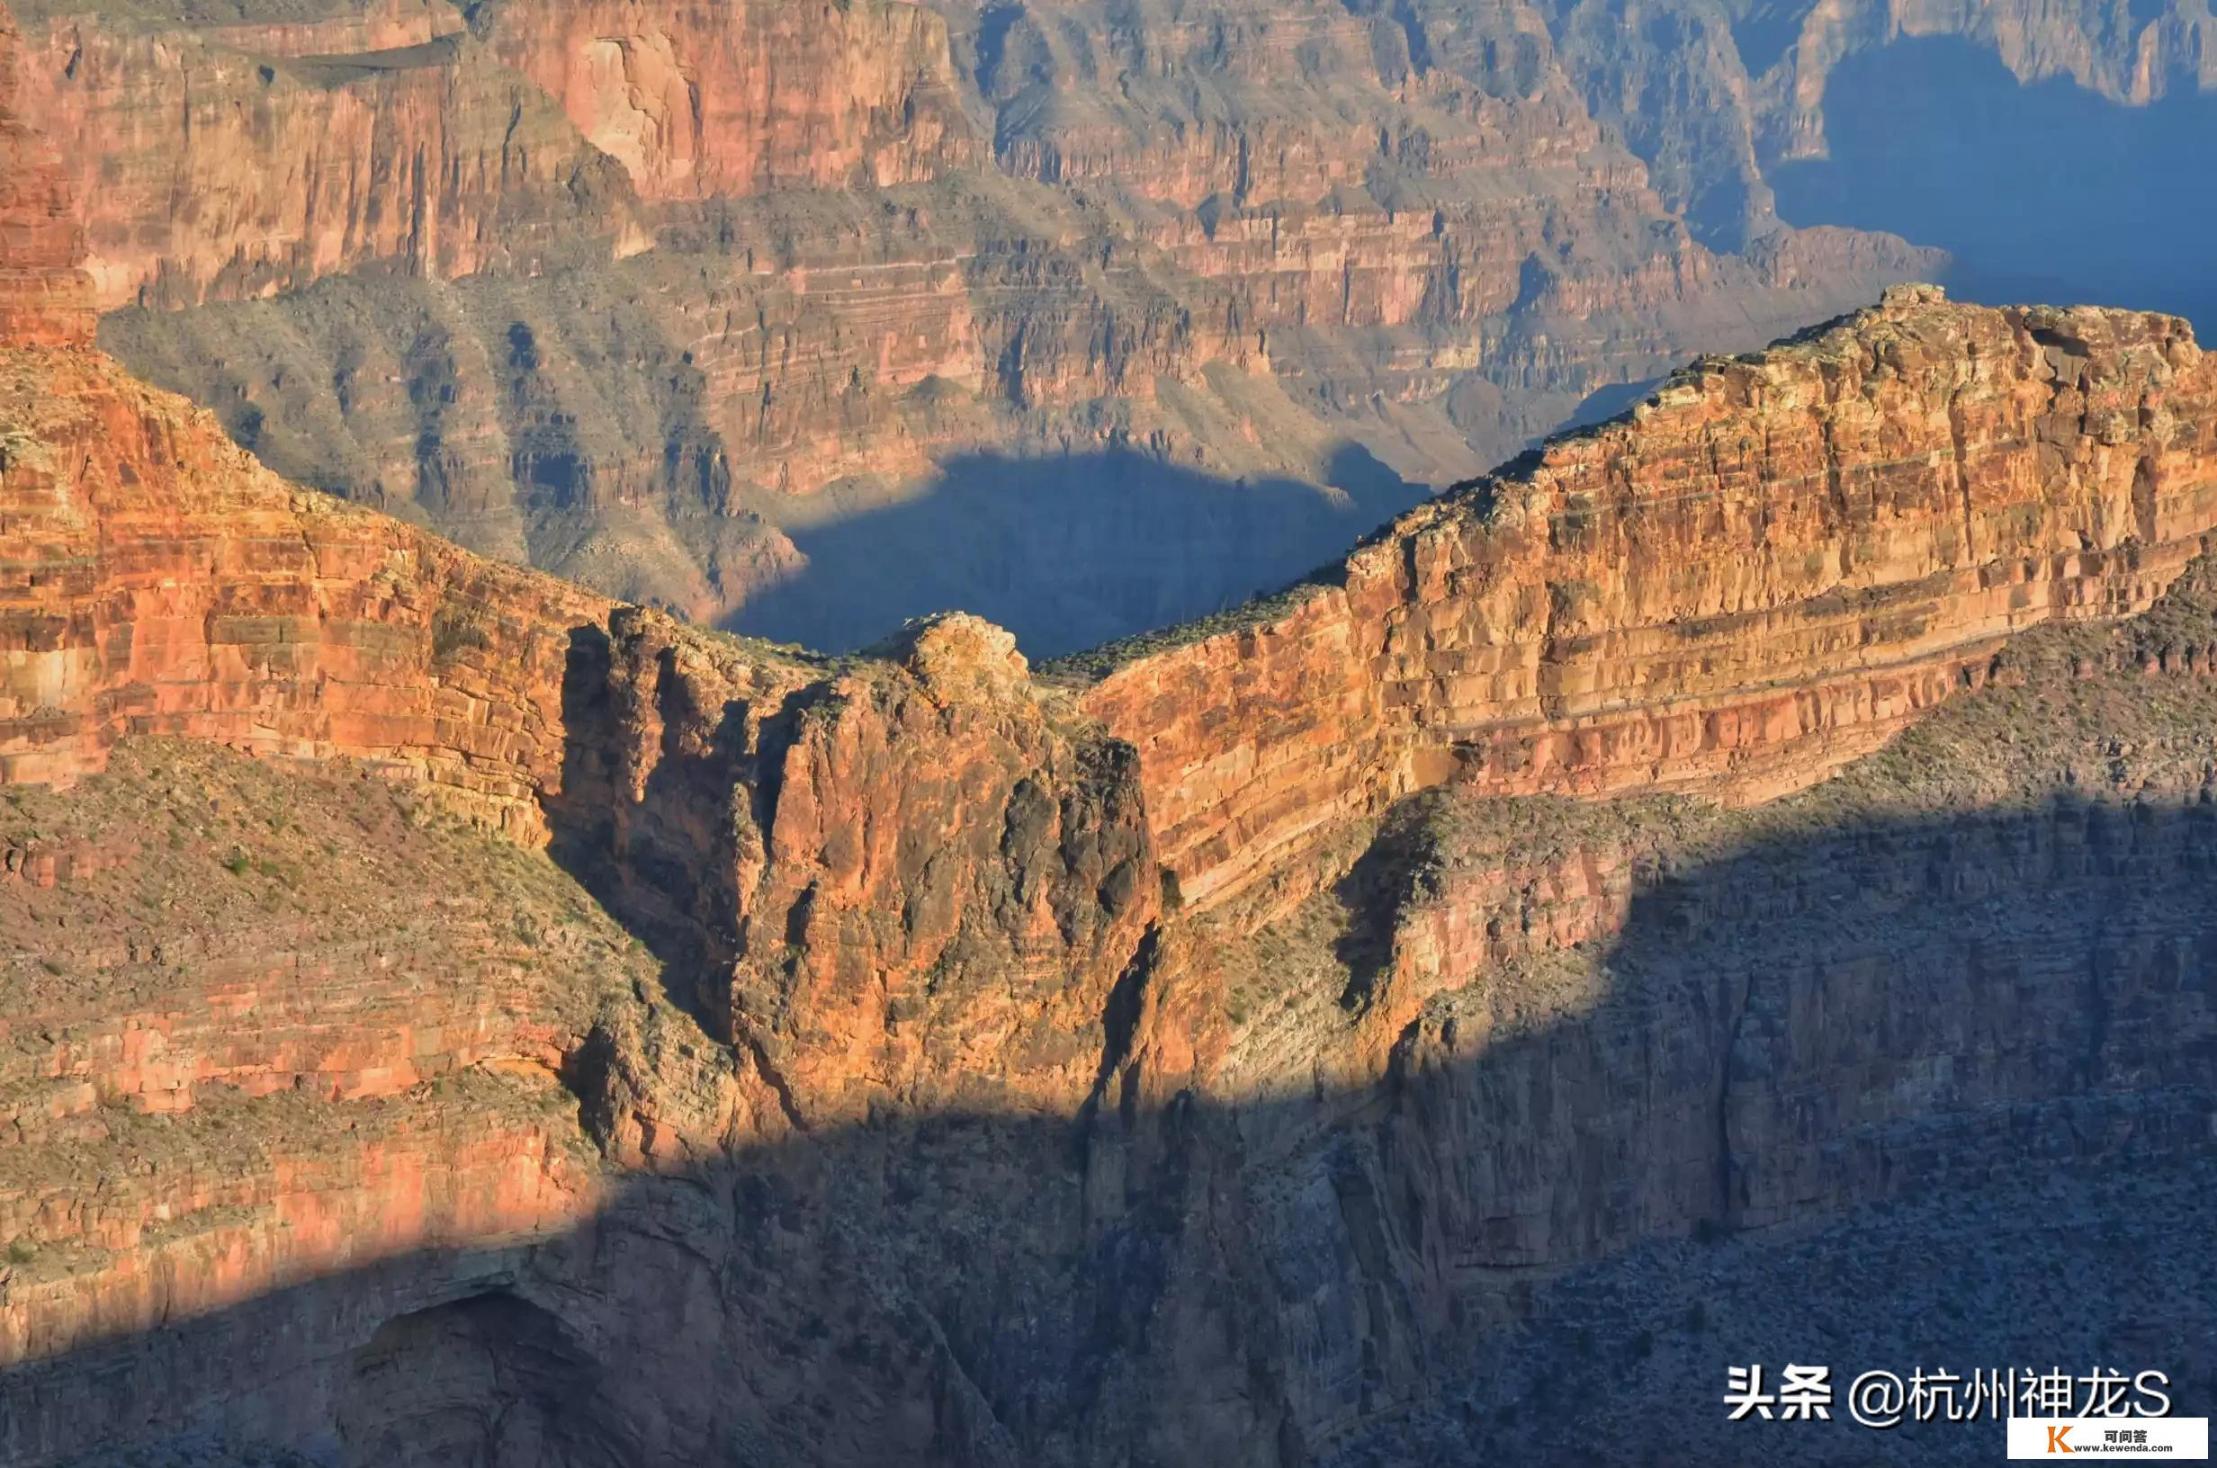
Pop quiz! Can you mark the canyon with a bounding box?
[2,282,2215,1463]
[12,0,2208,659]
[5,0,1961,653]
[3,0,2217,1460]
[7,0,2208,660]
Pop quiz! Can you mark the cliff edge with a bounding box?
[3,284,2216,1464]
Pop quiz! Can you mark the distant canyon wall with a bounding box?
[482,0,977,199]
[1,0,1950,643]
[1751,0,2217,160]
[9,0,2211,654]
[12,5,643,310]
[0,3,91,345]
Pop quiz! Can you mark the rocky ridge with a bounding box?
[1077,286,2217,909]
[1,285,2216,1463]
[0,347,618,829]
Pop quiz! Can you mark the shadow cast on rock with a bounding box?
[726,444,1429,659]
[7,796,2217,1467]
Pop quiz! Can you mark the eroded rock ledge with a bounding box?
[5,288,2216,1081]
[1078,284,2217,911]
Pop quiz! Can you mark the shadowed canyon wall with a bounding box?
[3,0,1952,652]
[3,286,2217,1462]
[1771,37,2217,330]
[8,0,2210,656]
[1534,0,2217,330]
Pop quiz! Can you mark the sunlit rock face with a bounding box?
[10,4,644,311]
[4,289,2217,1465]
[1079,288,2217,911]
[0,347,609,823]
[0,4,91,346]
[482,0,978,200]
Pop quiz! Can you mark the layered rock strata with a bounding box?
[2,0,1943,637]
[481,0,977,200]
[0,348,619,832]
[14,15,645,311]
[1077,287,2217,909]
[0,4,91,346]
[4,293,2217,1463]
[0,739,646,1416]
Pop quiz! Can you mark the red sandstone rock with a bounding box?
[6,293,2217,1462]
[0,4,91,345]
[7,3,646,311]
[1079,287,2217,911]
[9,290,2215,924]
[0,347,612,832]
[484,0,976,201]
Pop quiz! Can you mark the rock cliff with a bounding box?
[3,289,2217,1463]
[0,4,91,346]
[0,347,613,830]
[0,741,639,1377]
[11,0,645,311]
[1,0,1942,646]
[1077,286,2217,909]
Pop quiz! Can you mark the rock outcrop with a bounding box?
[0,3,90,346]
[1078,286,2217,909]
[567,606,1156,1129]
[4,291,2217,1464]
[0,347,612,830]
